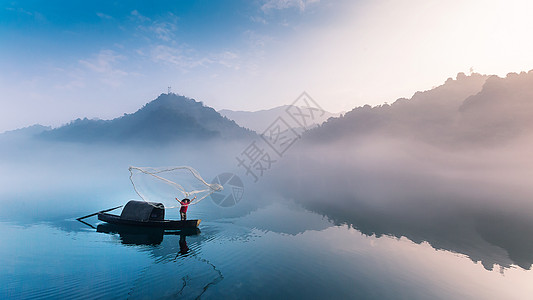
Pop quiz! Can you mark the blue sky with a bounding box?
[1,0,533,132]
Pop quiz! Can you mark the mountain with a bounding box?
[305,72,491,145]
[219,105,341,133]
[270,70,533,270]
[305,70,533,147]
[0,124,51,144]
[2,124,51,137]
[457,72,533,144]
[40,93,255,143]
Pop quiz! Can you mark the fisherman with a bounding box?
[176,196,196,220]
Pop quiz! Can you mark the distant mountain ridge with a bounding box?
[219,105,341,133]
[2,124,51,137]
[40,93,254,143]
[305,71,533,147]
[7,71,533,147]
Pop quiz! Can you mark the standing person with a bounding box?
[176,196,196,220]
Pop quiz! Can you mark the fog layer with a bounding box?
[269,71,533,270]
[2,71,533,271]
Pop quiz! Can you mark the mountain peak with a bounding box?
[144,93,199,109]
[40,93,254,144]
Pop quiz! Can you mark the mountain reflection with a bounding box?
[299,198,533,270]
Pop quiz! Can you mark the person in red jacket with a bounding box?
[176,196,196,220]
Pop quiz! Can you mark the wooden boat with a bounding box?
[97,200,201,230]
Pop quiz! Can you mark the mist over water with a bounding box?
[0,137,259,223]
[2,130,533,298]
[2,72,533,298]
[251,72,533,271]
[269,125,533,271]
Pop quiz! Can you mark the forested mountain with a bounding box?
[305,71,533,147]
[40,93,255,143]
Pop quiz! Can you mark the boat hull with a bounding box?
[98,212,201,229]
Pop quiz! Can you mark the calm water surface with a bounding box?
[1,200,532,300]
[1,142,532,299]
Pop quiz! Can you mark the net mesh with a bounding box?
[129,166,223,209]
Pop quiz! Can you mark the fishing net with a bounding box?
[129,166,223,209]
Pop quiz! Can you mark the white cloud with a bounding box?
[150,45,213,70]
[244,30,273,49]
[79,50,129,87]
[79,50,125,73]
[149,21,177,42]
[261,0,320,12]
[96,12,113,20]
[216,51,241,70]
[250,15,268,24]
[148,44,244,71]
[131,11,179,42]
[130,10,151,23]
[6,6,46,22]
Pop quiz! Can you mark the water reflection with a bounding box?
[2,201,533,299]
[179,234,190,255]
[93,222,223,299]
[268,144,533,272]
[289,196,533,271]
[96,223,200,246]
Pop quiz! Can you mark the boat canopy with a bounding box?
[120,200,165,222]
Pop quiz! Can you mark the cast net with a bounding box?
[129,166,223,209]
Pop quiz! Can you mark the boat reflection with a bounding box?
[96,223,200,246]
[95,222,223,298]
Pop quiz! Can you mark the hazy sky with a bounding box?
[1,0,533,132]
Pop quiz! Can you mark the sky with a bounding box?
[1,0,533,132]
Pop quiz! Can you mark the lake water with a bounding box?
[2,199,532,300]
[1,140,533,299]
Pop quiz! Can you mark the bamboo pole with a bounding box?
[76,205,123,221]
